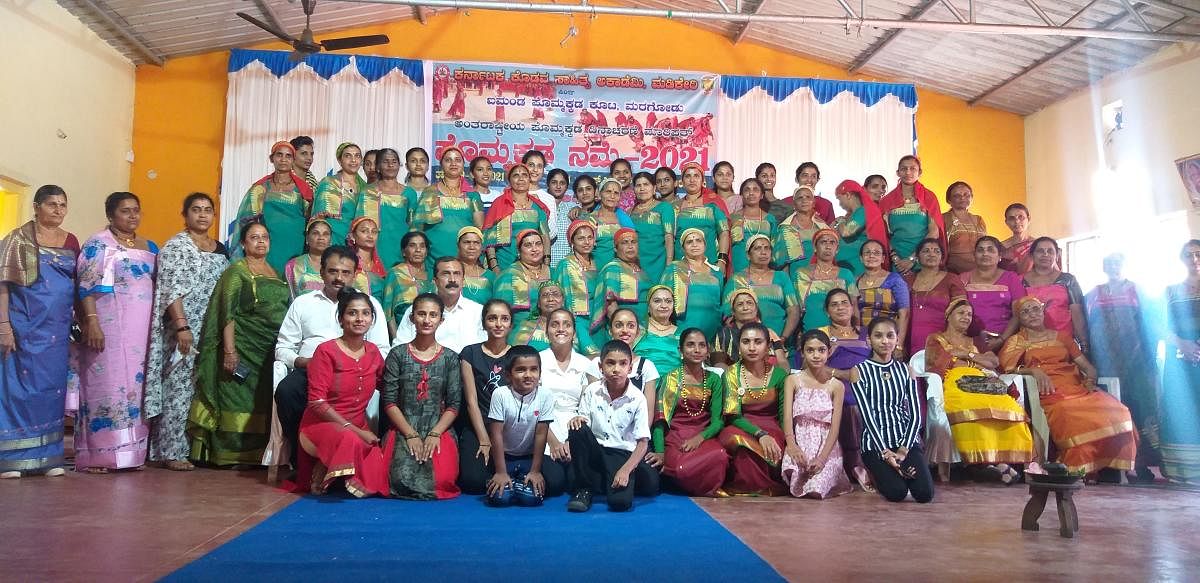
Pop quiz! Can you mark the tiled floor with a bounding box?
[2,468,1198,581]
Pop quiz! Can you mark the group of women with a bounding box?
[0,143,1197,500]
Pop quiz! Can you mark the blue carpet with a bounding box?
[163,494,783,582]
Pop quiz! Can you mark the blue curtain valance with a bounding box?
[228,49,424,85]
[721,75,916,108]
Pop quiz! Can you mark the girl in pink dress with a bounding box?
[782,329,853,499]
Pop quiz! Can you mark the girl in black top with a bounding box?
[839,317,934,503]
[457,299,514,494]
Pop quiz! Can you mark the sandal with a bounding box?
[165,460,195,472]
[44,467,65,477]
[1,471,21,479]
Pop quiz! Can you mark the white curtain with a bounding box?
[219,59,425,239]
[716,87,915,203]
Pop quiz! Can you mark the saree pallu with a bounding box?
[313,175,366,249]
[73,231,157,470]
[1001,239,1035,275]
[857,271,910,329]
[461,269,495,305]
[906,271,966,355]
[356,185,414,270]
[718,365,788,495]
[793,265,858,331]
[233,180,310,275]
[886,202,932,261]
[187,261,289,466]
[382,263,434,329]
[352,269,386,306]
[1160,283,1200,481]
[936,362,1033,464]
[673,203,729,265]
[943,212,986,274]
[834,206,868,277]
[485,206,550,269]
[962,270,1026,336]
[591,259,652,336]
[781,385,853,499]
[494,264,548,344]
[1086,281,1160,468]
[723,271,798,338]
[383,346,463,500]
[585,211,634,271]
[0,227,77,474]
[662,260,724,343]
[144,232,229,462]
[552,255,600,356]
[730,213,778,274]
[1000,330,1136,473]
[635,330,682,381]
[772,214,828,282]
[630,203,675,282]
[657,369,720,496]
[284,254,324,298]
[1024,272,1085,335]
[412,189,484,271]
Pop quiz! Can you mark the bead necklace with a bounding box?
[736,362,772,400]
[677,370,710,417]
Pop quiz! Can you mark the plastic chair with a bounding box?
[909,350,960,481]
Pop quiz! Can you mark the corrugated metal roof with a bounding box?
[56,0,1199,115]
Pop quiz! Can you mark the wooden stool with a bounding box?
[1022,480,1083,538]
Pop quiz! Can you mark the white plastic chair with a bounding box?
[910,350,960,481]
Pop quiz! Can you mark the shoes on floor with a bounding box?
[567,489,593,512]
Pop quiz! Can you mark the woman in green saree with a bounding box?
[312,142,367,248]
[187,222,290,467]
[411,147,485,271]
[629,172,674,283]
[231,141,312,274]
[552,220,601,356]
[355,148,412,270]
[493,229,551,342]
[730,179,777,274]
[661,228,725,343]
[456,226,494,305]
[592,228,653,337]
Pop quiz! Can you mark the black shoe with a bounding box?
[567,489,593,512]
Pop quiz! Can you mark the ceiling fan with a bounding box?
[237,0,390,61]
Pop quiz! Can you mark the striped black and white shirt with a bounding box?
[850,358,921,452]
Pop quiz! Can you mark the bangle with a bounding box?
[405,434,420,440]
[754,430,768,439]
[428,430,441,437]
[85,314,99,319]
[176,326,191,333]
[479,443,491,448]
[224,350,236,355]
[341,421,351,428]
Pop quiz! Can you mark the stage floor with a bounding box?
[2,467,1198,581]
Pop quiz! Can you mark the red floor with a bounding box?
[1,467,1198,581]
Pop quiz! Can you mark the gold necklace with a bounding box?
[678,373,710,418]
[109,227,135,247]
[736,363,772,400]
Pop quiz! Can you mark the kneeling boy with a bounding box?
[485,345,565,506]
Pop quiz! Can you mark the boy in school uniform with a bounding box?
[485,345,565,506]
[566,340,660,512]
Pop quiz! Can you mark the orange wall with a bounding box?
[130,9,1025,243]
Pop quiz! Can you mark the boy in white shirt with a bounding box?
[566,340,660,512]
[485,345,563,506]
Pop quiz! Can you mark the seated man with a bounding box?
[566,340,660,512]
[274,246,390,468]
[392,256,485,354]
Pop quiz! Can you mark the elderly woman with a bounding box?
[1000,203,1037,274]
[188,222,290,467]
[856,239,911,355]
[773,186,830,282]
[347,216,386,302]
[553,221,601,356]
[284,219,332,298]
[510,281,581,353]
[74,192,158,472]
[793,229,858,331]
[356,148,412,270]
[493,229,551,342]
[674,162,731,270]
[586,178,636,270]
[1022,237,1090,352]
[484,163,551,272]
[727,234,800,340]
[636,285,681,377]
[313,142,367,248]
[1160,240,1200,484]
[905,238,966,356]
[145,193,230,471]
[926,298,1033,483]
[629,172,675,282]
[1000,296,1136,477]
[412,147,485,269]
[661,228,725,342]
[832,180,888,277]
[382,231,435,335]
[232,141,312,273]
[0,186,79,479]
[592,228,653,333]
[730,179,777,274]
[879,156,945,275]
[963,236,1025,352]
[456,226,494,304]
[942,181,987,274]
[712,288,789,368]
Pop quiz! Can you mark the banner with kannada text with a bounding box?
[429,61,719,184]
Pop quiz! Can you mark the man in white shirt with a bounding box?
[274,246,389,465]
[392,256,485,354]
[522,150,557,240]
[565,340,659,512]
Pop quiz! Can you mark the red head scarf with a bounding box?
[836,179,891,263]
[482,162,551,230]
[679,161,730,219]
[878,159,947,253]
[257,140,313,201]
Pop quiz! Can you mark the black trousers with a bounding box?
[274,368,309,467]
[459,426,569,497]
[862,445,935,503]
[568,425,659,511]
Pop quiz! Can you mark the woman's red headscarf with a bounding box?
[482,162,551,230]
[836,179,891,267]
[347,216,385,277]
[257,140,313,202]
[809,228,839,265]
[878,157,947,253]
[680,161,730,219]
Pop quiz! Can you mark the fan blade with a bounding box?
[236,12,295,44]
[320,34,391,51]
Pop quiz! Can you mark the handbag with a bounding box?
[955,374,1010,396]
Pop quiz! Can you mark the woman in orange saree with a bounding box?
[999,296,1136,476]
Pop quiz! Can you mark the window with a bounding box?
[1062,210,1191,298]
